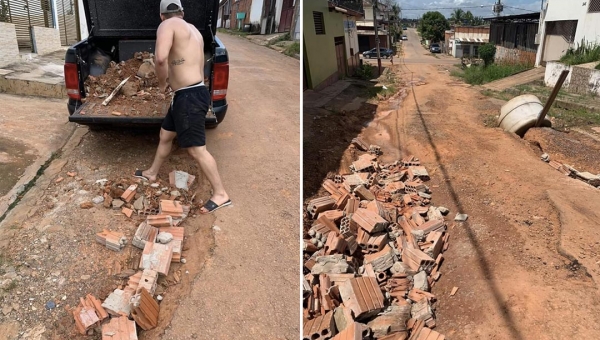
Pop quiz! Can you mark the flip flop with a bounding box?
[133,169,149,181]
[200,199,232,214]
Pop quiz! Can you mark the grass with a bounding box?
[284,42,300,57]
[481,87,600,129]
[451,63,531,85]
[560,42,600,66]
[268,33,291,46]
[217,28,251,36]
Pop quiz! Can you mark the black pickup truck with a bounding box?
[64,0,228,128]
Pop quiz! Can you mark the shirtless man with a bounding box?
[135,0,230,214]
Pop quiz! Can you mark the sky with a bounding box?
[395,0,543,19]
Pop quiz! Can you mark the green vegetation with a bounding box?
[217,28,251,36]
[0,0,8,22]
[451,9,485,26]
[268,33,291,46]
[479,43,497,66]
[418,11,449,43]
[560,41,600,65]
[451,63,530,85]
[284,42,300,57]
[356,64,374,80]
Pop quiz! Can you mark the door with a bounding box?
[278,0,294,32]
[0,0,54,51]
[334,36,345,80]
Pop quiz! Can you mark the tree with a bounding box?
[0,0,9,22]
[479,43,497,66]
[450,9,465,24]
[464,11,474,25]
[418,11,449,43]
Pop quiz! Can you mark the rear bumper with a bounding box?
[68,99,228,127]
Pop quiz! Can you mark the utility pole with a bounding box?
[493,0,503,17]
[373,0,382,74]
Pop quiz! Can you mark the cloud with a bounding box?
[396,0,542,19]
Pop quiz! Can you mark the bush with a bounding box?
[451,63,530,85]
[561,40,600,65]
[284,42,299,57]
[356,64,374,80]
[479,43,497,66]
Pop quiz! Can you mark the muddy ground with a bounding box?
[303,28,600,339]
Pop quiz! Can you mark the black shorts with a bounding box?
[162,84,210,148]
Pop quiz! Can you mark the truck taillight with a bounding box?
[212,62,229,101]
[64,62,81,100]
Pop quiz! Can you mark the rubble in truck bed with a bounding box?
[303,138,460,340]
[81,52,209,118]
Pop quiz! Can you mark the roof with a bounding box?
[483,12,540,22]
[455,37,489,43]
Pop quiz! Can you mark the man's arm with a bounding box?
[155,22,174,92]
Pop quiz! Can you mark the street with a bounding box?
[304,26,600,339]
[0,33,299,340]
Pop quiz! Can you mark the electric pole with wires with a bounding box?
[373,0,382,74]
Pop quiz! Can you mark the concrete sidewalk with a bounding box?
[0,50,66,99]
[483,67,546,92]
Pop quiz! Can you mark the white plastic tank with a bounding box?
[498,94,552,137]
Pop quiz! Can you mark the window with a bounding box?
[589,0,600,13]
[313,11,325,35]
[473,45,479,57]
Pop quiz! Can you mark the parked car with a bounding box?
[401,35,408,41]
[429,43,441,53]
[362,48,393,59]
[65,0,229,129]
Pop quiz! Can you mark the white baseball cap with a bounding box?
[160,0,184,14]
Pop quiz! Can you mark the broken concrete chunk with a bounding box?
[133,196,144,211]
[136,61,155,78]
[140,242,173,276]
[411,298,434,322]
[169,170,195,190]
[92,196,104,204]
[311,254,351,275]
[156,232,173,244]
[112,199,125,209]
[541,153,550,162]
[413,271,429,292]
[454,213,468,222]
[102,289,134,317]
[437,206,450,215]
[133,222,158,249]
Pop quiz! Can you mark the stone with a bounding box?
[92,196,104,204]
[455,213,468,222]
[413,271,429,291]
[121,81,139,96]
[133,196,144,211]
[80,201,94,209]
[80,275,91,280]
[2,305,12,315]
[438,206,450,215]
[112,199,125,209]
[541,153,550,162]
[311,254,351,275]
[137,61,155,78]
[170,190,181,198]
[390,262,410,275]
[180,258,187,264]
[173,171,190,190]
[45,301,56,310]
[157,232,173,244]
[150,183,160,188]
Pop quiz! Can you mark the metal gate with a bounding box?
[0,0,55,51]
[278,0,294,32]
[57,0,79,46]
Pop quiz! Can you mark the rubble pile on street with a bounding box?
[541,154,600,188]
[303,138,454,340]
[81,52,175,117]
[71,171,197,338]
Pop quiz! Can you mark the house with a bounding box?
[356,0,390,52]
[218,0,231,28]
[448,26,490,58]
[303,0,364,91]
[535,0,600,66]
[487,13,539,65]
[226,0,296,34]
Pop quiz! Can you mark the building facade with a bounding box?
[488,13,539,66]
[449,26,490,58]
[303,0,363,91]
[356,0,389,52]
[536,0,600,66]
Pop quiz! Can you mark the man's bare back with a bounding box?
[156,18,204,91]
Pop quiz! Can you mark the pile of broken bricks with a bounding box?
[71,171,195,338]
[541,153,600,188]
[303,138,459,340]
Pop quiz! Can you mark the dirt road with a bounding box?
[304,29,600,339]
[0,33,299,340]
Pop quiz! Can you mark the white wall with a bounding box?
[250,0,263,23]
[344,17,359,56]
[537,0,600,65]
[78,0,88,40]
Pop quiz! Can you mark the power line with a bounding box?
[401,5,492,11]
[503,5,538,13]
